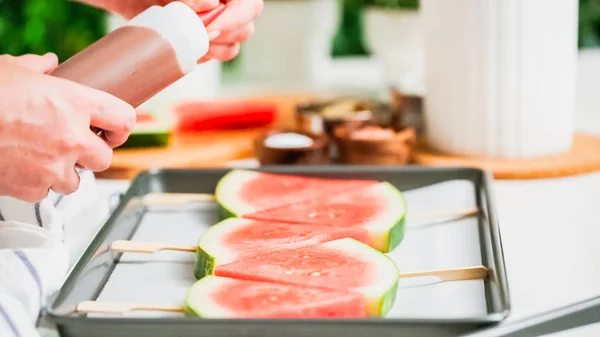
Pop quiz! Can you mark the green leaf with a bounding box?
[363,0,419,10]
[0,0,105,60]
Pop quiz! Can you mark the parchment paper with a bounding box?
[94,179,487,319]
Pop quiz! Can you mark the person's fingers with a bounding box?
[77,133,114,172]
[204,43,241,61]
[4,53,58,73]
[211,23,254,44]
[50,167,81,195]
[77,87,136,148]
[181,0,220,12]
[197,54,212,64]
[207,0,263,32]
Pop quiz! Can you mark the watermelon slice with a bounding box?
[244,182,407,253]
[185,276,367,318]
[194,218,369,279]
[119,111,173,148]
[215,238,399,317]
[215,170,378,219]
[174,100,276,132]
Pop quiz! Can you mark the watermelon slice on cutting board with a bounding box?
[244,182,407,253]
[185,276,367,319]
[215,238,400,317]
[119,111,173,149]
[194,218,369,279]
[215,169,378,219]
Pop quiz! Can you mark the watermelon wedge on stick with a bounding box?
[244,182,407,253]
[195,218,369,279]
[215,169,378,219]
[184,276,367,318]
[215,238,400,317]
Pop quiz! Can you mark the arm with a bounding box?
[0,53,134,335]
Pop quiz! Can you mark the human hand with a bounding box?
[0,53,135,202]
[199,0,264,62]
[87,0,263,62]
[0,53,59,73]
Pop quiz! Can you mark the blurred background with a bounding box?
[2,0,600,178]
[4,1,600,58]
[4,0,599,96]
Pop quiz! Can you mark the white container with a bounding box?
[236,0,340,84]
[364,7,425,96]
[421,0,579,158]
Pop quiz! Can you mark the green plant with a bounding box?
[331,0,369,56]
[579,0,600,47]
[363,0,419,9]
[0,0,106,62]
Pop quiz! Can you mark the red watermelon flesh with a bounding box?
[245,188,385,225]
[215,170,378,217]
[214,238,399,317]
[243,182,407,253]
[216,242,376,290]
[185,276,366,318]
[219,219,369,258]
[194,218,369,279]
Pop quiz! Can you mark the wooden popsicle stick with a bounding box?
[75,266,488,315]
[140,193,479,220]
[76,301,184,315]
[108,239,488,282]
[399,266,488,282]
[407,208,480,220]
[110,240,196,254]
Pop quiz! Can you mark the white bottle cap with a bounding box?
[127,2,210,74]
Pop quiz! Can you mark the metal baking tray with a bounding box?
[46,166,510,337]
[461,294,600,337]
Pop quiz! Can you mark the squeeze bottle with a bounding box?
[50,2,222,108]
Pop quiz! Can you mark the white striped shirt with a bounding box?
[0,170,109,336]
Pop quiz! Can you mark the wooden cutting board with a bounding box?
[413,133,600,179]
[96,94,319,180]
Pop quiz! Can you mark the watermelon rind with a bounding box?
[215,170,259,219]
[119,118,173,149]
[184,276,236,318]
[185,275,368,319]
[219,203,237,221]
[321,238,399,317]
[193,218,370,280]
[355,182,407,253]
[194,246,215,280]
[193,218,248,279]
[119,130,172,148]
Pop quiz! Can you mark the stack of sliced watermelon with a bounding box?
[185,170,407,319]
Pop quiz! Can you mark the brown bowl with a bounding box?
[295,98,388,136]
[254,130,330,165]
[333,125,417,165]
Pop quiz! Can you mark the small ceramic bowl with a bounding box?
[254,130,330,165]
[295,98,387,136]
[333,125,417,165]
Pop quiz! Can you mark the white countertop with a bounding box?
[50,49,600,336]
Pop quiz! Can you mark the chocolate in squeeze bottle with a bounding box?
[50,2,223,109]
